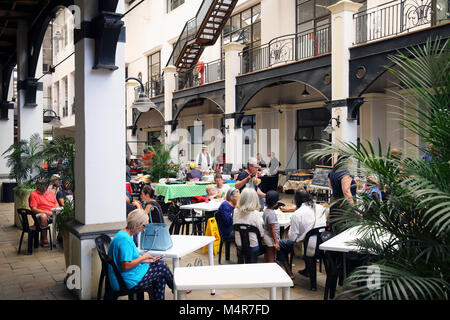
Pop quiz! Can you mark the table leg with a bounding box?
[173,258,180,300]
[208,242,215,295]
[270,287,276,300]
[343,252,347,279]
[52,212,57,247]
[282,287,290,300]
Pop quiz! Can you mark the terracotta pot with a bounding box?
[13,189,33,229]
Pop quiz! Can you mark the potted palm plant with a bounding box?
[305,38,449,299]
[2,133,43,228]
[144,142,178,182]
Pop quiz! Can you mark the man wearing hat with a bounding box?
[195,145,212,172]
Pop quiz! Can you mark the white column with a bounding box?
[163,65,178,160]
[223,42,244,170]
[16,20,43,142]
[328,1,362,146]
[72,0,126,299]
[0,72,14,180]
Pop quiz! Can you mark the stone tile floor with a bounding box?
[0,197,332,300]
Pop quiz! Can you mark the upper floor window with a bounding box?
[148,51,161,97]
[222,3,261,49]
[168,0,184,12]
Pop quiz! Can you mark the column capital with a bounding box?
[327,0,363,15]
[163,65,177,73]
[223,42,245,53]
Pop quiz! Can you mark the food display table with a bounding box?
[155,182,235,203]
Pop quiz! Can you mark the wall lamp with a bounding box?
[323,116,340,134]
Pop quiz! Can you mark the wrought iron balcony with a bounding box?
[175,59,225,91]
[353,0,447,45]
[239,25,331,75]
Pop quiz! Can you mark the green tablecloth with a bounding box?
[155,182,236,203]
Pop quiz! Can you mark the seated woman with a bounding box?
[216,188,240,239]
[232,188,265,263]
[277,188,327,280]
[132,185,163,223]
[107,209,173,300]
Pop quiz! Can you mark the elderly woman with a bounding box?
[233,188,265,263]
[216,188,240,239]
[107,209,173,300]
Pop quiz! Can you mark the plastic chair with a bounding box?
[214,211,234,264]
[94,234,150,300]
[303,226,332,291]
[17,208,52,255]
[322,250,342,300]
[232,224,266,264]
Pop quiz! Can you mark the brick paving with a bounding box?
[0,197,331,300]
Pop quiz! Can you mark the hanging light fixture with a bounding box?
[323,116,340,134]
[301,84,310,97]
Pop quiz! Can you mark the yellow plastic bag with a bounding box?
[202,217,221,255]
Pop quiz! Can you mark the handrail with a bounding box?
[354,0,436,44]
[239,25,331,74]
[175,58,225,91]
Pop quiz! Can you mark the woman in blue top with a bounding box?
[215,188,240,239]
[107,209,173,300]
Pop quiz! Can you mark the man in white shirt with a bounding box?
[276,188,327,280]
[195,145,212,172]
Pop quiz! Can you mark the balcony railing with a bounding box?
[353,0,443,45]
[147,74,164,98]
[175,59,225,91]
[239,25,331,75]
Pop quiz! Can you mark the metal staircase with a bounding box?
[167,0,238,71]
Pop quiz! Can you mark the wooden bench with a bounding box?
[173,263,293,300]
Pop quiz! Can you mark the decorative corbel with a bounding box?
[346,97,365,121]
[0,101,13,120]
[17,78,43,107]
[91,0,124,70]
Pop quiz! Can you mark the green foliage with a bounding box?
[305,38,450,300]
[55,199,75,234]
[144,143,178,181]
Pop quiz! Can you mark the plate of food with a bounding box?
[280,205,296,212]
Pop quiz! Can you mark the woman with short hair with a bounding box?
[232,188,265,263]
[216,188,240,239]
[107,209,173,300]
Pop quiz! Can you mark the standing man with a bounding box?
[268,152,280,176]
[196,145,212,172]
[235,157,266,208]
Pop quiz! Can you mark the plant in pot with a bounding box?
[55,199,75,268]
[144,142,178,182]
[2,133,44,228]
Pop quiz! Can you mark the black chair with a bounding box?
[322,250,342,300]
[95,234,150,300]
[17,208,52,255]
[259,175,279,194]
[302,226,332,291]
[232,224,266,264]
[214,211,234,264]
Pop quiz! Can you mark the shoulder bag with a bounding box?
[140,205,173,251]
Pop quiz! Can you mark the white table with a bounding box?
[138,234,216,299]
[180,200,224,234]
[50,207,63,247]
[174,263,293,300]
[319,226,394,278]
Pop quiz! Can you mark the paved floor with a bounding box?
[0,196,331,300]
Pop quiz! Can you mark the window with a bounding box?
[168,0,184,12]
[188,125,204,161]
[222,4,261,73]
[147,131,162,146]
[222,4,261,49]
[63,77,68,117]
[296,108,331,169]
[147,51,161,97]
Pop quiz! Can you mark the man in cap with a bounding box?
[195,145,212,172]
[235,157,266,207]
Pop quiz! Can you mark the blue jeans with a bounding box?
[277,239,294,262]
[236,245,261,263]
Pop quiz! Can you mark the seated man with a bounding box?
[29,179,60,247]
[186,162,202,181]
[56,178,73,206]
